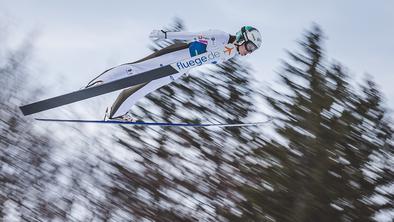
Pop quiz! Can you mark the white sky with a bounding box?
[1,0,394,111]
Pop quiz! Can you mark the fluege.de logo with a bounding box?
[176,51,220,70]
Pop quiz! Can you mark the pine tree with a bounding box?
[237,25,393,222]
[0,29,55,221]
[338,79,394,220]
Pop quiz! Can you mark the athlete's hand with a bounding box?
[149,30,167,39]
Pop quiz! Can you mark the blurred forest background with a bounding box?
[1,18,393,222]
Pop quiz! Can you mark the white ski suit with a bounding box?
[87,29,238,118]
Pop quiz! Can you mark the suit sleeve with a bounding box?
[166,29,230,43]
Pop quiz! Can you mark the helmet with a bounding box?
[235,26,262,53]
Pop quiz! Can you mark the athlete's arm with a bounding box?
[149,29,230,42]
[149,30,203,41]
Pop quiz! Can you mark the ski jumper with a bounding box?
[86,30,238,118]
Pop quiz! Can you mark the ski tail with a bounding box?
[35,118,272,127]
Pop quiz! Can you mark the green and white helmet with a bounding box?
[235,26,262,52]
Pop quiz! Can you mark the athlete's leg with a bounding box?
[92,43,191,120]
[109,72,185,119]
[85,43,189,88]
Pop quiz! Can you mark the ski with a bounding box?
[35,118,271,127]
[19,50,227,116]
[19,65,178,116]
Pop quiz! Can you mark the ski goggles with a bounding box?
[244,41,258,53]
[240,26,258,53]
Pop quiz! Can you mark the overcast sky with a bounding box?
[1,0,394,111]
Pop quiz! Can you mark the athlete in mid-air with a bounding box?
[85,26,262,121]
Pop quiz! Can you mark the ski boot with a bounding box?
[104,107,134,122]
[85,80,104,88]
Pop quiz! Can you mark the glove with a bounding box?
[149,30,167,39]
